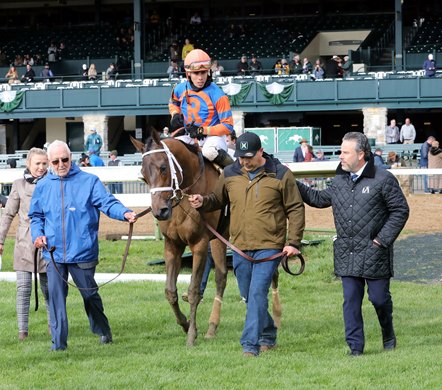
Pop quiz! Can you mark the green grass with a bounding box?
[1,235,442,389]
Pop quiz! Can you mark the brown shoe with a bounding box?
[243,352,257,357]
[18,331,28,341]
[260,344,277,352]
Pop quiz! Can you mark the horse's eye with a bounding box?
[160,165,167,175]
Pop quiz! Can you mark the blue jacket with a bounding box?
[85,133,103,154]
[420,141,431,167]
[29,164,130,264]
[89,154,105,166]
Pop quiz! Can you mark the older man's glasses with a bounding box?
[51,157,70,165]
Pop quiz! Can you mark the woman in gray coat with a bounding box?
[0,148,50,340]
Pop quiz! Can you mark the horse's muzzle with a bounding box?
[154,206,172,221]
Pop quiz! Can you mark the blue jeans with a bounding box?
[46,261,111,350]
[420,165,429,193]
[200,250,213,297]
[233,249,282,355]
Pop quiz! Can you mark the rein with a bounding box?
[203,218,305,276]
[33,207,152,302]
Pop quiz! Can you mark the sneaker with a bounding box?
[243,352,257,357]
[18,331,28,341]
[260,344,277,352]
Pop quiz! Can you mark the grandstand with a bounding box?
[0,0,441,155]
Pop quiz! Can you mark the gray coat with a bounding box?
[0,178,46,273]
[297,157,409,279]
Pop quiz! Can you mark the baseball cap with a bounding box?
[234,132,262,158]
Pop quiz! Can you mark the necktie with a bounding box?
[351,173,358,182]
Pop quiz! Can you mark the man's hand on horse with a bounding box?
[283,245,301,257]
[124,211,138,223]
[186,123,206,140]
[188,194,203,208]
[170,114,184,131]
[34,236,47,249]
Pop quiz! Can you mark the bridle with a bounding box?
[141,140,204,203]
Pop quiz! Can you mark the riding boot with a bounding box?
[376,306,396,350]
[213,149,234,168]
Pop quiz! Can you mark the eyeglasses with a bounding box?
[185,60,211,72]
[51,157,70,165]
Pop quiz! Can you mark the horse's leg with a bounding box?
[164,240,189,333]
[271,269,282,329]
[186,240,209,347]
[205,238,228,339]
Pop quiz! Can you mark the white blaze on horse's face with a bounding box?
[142,141,184,221]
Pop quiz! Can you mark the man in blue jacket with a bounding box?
[29,140,137,351]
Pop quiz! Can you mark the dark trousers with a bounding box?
[342,276,393,353]
[46,261,111,350]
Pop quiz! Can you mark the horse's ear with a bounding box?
[152,128,161,144]
[130,136,145,153]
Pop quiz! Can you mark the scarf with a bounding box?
[23,168,46,184]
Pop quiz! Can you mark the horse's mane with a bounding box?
[144,135,200,156]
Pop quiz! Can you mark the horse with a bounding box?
[131,132,229,346]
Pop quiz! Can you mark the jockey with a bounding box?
[168,49,234,167]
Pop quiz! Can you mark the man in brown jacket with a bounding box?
[189,131,305,356]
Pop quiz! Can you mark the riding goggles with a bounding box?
[185,60,211,72]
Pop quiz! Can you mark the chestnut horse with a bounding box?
[131,133,229,346]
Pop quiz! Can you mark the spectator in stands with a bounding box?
[237,24,246,38]
[14,55,24,67]
[341,56,353,78]
[169,49,235,167]
[399,118,416,144]
[420,136,436,193]
[167,59,181,79]
[105,63,117,80]
[81,64,88,81]
[7,158,17,168]
[291,54,303,75]
[88,149,105,167]
[23,54,34,66]
[58,42,67,60]
[423,54,436,78]
[78,153,91,167]
[249,55,262,76]
[40,63,54,82]
[374,148,389,169]
[326,55,341,78]
[304,145,314,162]
[312,59,325,80]
[385,119,400,144]
[85,128,103,156]
[168,40,180,62]
[237,55,249,76]
[274,59,282,74]
[386,151,405,168]
[293,138,309,162]
[21,64,35,83]
[280,59,290,75]
[314,149,328,161]
[211,60,224,77]
[0,49,7,67]
[5,66,19,84]
[181,38,194,60]
[47,42,57,63]
[296,132,409,357]
[161,127,171,139]
[107,150,124,194]
[0,147,50,342]
[302,57,312,75]
[190,12,202,25]
[428,140,442,194]
[88,63,97,81]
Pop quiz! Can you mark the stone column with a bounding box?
[362,107,387,146]
[82,114,109,152]
[232,110,245,136]
[0,125,6,154]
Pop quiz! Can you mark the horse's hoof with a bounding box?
[205,323,217,339]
